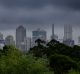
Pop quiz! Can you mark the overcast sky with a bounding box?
[0,0,80,43]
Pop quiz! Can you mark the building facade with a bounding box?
[32,28,47,46]
[16,25,26,52]
[63,25,74,46]
[64,24,72,40]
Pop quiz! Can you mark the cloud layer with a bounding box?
[0,0,80,29]
[0,0,80,43]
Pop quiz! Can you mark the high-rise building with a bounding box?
[63,25,74,46]
[32,28,47,46]
[5,35,15,46]
[16,25,26,52]
[64,24,72,40]
[51,24,58,41]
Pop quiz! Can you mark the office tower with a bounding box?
[16,25,26,52]
[32,28,47,46]
[51,24,58,40]
[0,32,3,40]
[52,24,54,39]
[5,35,15,46]
[63,25,74,46]
[64,24,72,40]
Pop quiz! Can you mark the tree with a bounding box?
[0,45,53,74]
[49,54,78,74]
[30,39,46,57]
[35,39,45,46]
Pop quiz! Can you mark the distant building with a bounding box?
[32,28,47,46]
[24,37,31,51]
[77,36,80,46]
[51,24,58,41]
[63,25,74,46]
[78,36,80,44]
[16,25,26,52]
[0,40,5,49]
[51,34,58,41]
[0,32,3,40]
[64,24,72,40]
[63,39,74,47]
[5,35,15,46]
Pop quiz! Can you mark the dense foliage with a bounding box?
[0,45,53,74]
[30,39,80,74]
[0,39,80,74]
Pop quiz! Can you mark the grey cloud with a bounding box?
[0,0,80,10]
[0,0,80,30]
[0,0,80,43]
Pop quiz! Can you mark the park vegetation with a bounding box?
[0,39,80,74]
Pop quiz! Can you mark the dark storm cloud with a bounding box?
[0,0,80,30]
[0,0,80,10]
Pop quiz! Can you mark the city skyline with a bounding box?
[0,0,80,44]
[0,24,79,44]
[0,1,80,73]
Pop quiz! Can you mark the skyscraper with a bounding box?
[64,24,72,40]
[32,28,47,46]
[16,25,26,52]
[63,25,74,46]
[5,35,15,46]
[51,24,58,40]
